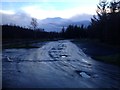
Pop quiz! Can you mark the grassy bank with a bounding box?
[92,54,120,66]
[2,38,63,49]
[2,43,40,49]
[72,39,120,66]
[2,39,48,49]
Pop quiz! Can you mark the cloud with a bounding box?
[0,10,15,15]
[70,14,93,21]
[21,5,96,19]
[1,10,32,27]
[1,0,92,2]
[1,0,98,19]
[21,5,53,19]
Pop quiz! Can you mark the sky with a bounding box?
[1,0,99,19]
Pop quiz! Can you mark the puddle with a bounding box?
[57,47,63,50]
[75,70,91,78]
[60,55,68,58]
[82,58,88,63]
[51,48,56,50]
[81,59,91,66]
[3,57,13,62]
[79,72,90,78]
[75,70,98,78]
[61,55,66,58]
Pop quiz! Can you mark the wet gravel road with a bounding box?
[2,40,120,88]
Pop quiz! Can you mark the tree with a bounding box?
[97,0,108,15]
[30,18,38,30]
[88,0,120,45]
[109,0,120,13]
[30,18,38,39]
[62,26,65,33]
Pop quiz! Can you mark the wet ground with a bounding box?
[2,40,120,88]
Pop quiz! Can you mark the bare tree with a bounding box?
[30,18,38,30]
[30,18,38,39]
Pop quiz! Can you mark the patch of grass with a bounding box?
[2,38,60,49]
[2,39,47,49]
[92,54,120,66]
[72,39,120,66]
[3,43,39,49]
[71,39,99,43]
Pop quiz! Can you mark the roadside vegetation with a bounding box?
[93,54,120,66]
[2,39,56,49]
[72,39,120,66]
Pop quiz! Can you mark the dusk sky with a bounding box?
[0,0,99,19]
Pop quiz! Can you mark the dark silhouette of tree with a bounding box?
[97,0,108,15]
[61,25,86,39]
[30,18,38,30]
[30,18,38,39]
[60,26,65,38]
[109,0,120,13]
[62,26,65,33]
[87,0,120,45]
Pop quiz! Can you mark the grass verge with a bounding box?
[72,39,120,67]
[3,44,39,49]
[2,38,62,49]
[2,39,45,49]
[92,54,120,66]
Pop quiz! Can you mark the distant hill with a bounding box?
[39,17,90,32]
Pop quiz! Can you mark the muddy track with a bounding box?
[2,40,120,88]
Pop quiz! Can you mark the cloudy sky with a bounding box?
[0,0,100,31]
[1,0,99,19]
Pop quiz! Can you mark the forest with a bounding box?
[2,0,120,46]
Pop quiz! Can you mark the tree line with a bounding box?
[2,17,60,40]
[60,25,87,39]
[2,24,48,39]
